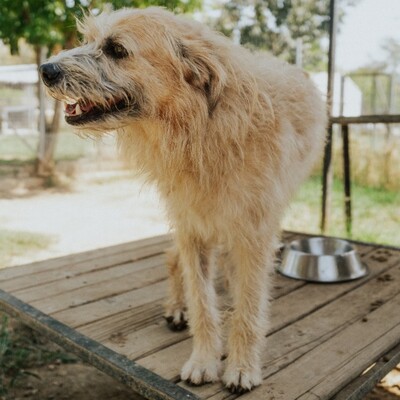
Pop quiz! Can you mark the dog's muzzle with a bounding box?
[40,63,63,86]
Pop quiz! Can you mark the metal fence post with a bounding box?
[321,0,338,233]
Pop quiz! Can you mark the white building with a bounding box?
[0,64,38,135]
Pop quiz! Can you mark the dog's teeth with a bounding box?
[65,97,77,105]
[75,103,82,115]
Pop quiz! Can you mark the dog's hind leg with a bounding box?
[164,247,188,331]
[177,235,222,385]
[222,235,274,393]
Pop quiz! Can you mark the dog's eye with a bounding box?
[104,40,128,60]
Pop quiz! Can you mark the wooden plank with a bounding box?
[79,300,165,342]
[182,257,400,399]
[103,322,190,361]
[333,341,400,400]
[51,280,168,328]
[57,233,307,345]
[0,234,171,281]
[0,240,171,292]
[1,234,397,400]
[0,289,198,400]
[136,247,399,382]
[30,263,167,315]
[78,236,346,357]
[259,293,400,400]
[15,254,166,302]
[330,114,400,124]
[133,248,399,400]
[80,279,305,354]
[203,290,400,400]
[138,336,193,382]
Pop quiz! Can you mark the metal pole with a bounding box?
[342,124,352,235]
[321,0,338,233]
[340,75,352,235]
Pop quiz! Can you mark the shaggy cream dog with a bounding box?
[40,7,326,393]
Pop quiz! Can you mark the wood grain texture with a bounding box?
[0,234,399,400]
[0,235,171,281]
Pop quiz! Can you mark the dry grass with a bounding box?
[332,127,400,192]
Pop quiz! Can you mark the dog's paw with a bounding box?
[223,365,262,393]
[164,308,188,331]
[181,356,221,386]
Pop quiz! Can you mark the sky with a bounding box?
[336,0,400,72]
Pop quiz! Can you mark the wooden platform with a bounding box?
[1,232,400,400]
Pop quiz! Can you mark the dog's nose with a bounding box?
[39,63,62,86]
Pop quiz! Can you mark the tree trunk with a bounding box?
[35,46,62,177]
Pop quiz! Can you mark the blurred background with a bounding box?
[0,1,399,399]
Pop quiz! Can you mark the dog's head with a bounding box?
[40,8,227,132]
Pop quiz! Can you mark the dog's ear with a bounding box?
[176,39,226,116]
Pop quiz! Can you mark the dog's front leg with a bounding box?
[222,239,273,393]
[178,236,222,385]
[164,247,188,331]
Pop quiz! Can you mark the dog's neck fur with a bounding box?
[117,69,279,195]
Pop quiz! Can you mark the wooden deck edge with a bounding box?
[332,341,400,400]
[0,289,198,400]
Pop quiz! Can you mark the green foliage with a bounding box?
[0,316,77,395]
[0,0,64,54]
[0,0,202,55]
[214,0,360,71]
[109,0,202,13]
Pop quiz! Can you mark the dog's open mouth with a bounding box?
[63,97,132,125]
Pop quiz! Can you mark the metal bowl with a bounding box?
[278,237,369,282]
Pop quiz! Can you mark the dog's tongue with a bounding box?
[65,103,78,116]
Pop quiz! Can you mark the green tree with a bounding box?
[0,0,201,176]
[214,0,359,71]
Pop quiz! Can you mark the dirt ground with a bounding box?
[1,171,399,399]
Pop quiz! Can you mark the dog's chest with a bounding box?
[162,181,228,236]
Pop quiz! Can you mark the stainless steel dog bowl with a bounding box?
[278,237,369,282]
